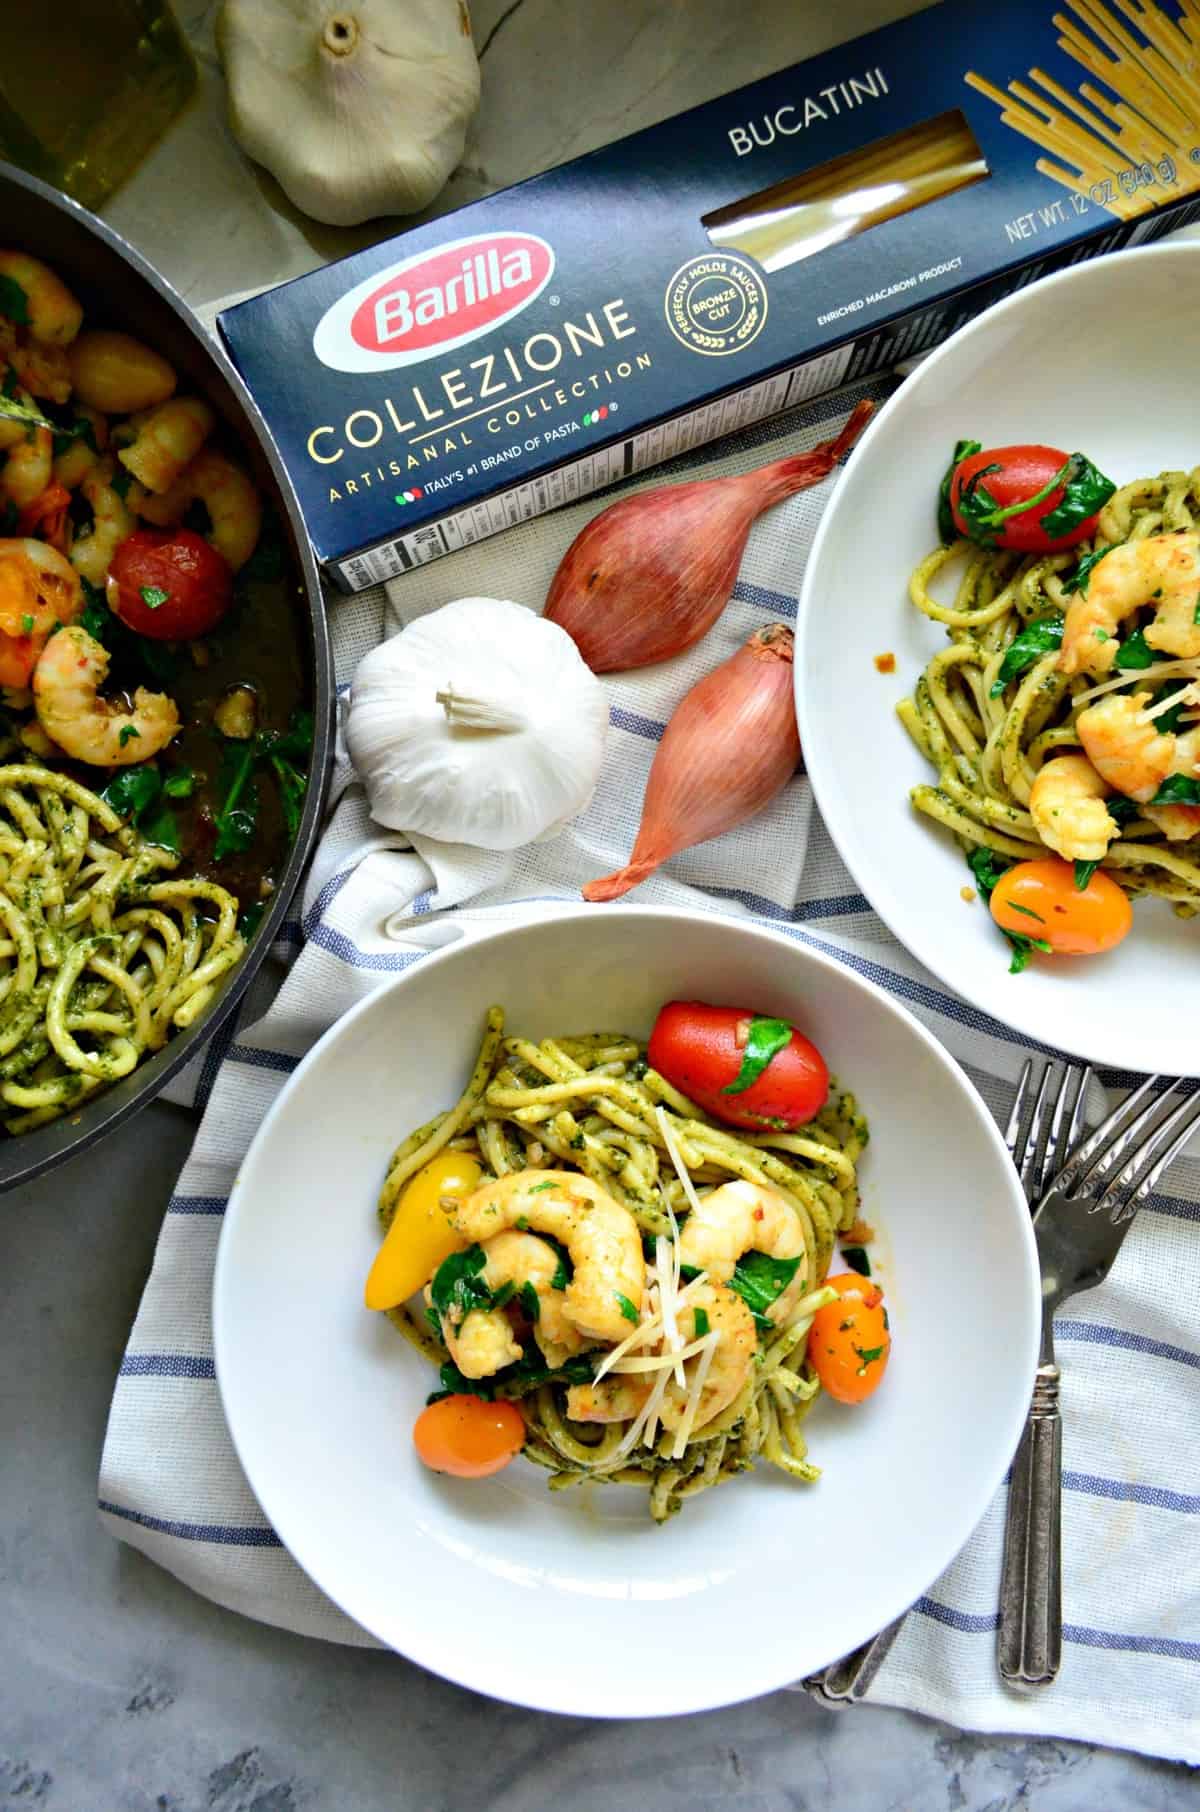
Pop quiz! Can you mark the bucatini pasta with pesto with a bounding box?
[368,1004,889,1524]
[902,445,1200,968]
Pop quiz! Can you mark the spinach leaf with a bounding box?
[212,709,314,862]
[841,1246,871,1277]
[493,1351,595,1397]
[1005,932,1053,974]
[1107,795,1139,828]
[721,1015,793,1095]
[989,614,1063,695]
[163,766,196,799]
[518,1281,540,1323]
[541,1234,571,1291]
[1037,453,1117,539]
[966,846,1013,900]
[1074,859,1099,891]
[429,1245,494,1325]
[0,391,54,433]
[937,437,981,545]
[729,1250,802,1333]
[1115,628,1154,670]
[1150,774,1200,806]
[1060,545,1114,596]
[238,517,286,583]
[51,413,99,462]
[0,274,30,326]
[426,1361,494,1406]
[101,763,180,853]
[237,900,267,942]
[1153,682,1190,735]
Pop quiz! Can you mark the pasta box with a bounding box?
[219,0,1200,592]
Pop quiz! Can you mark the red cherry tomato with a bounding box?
[949,444,1107,553]
[413,1395,525,1479]
[647,1000,828,1132]
[990,857,1133,957]
[807,1271,891,1405]
[109,528,233,640]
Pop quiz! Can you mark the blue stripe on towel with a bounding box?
[119,1353,216,1381]
[1063,1471,1200,1516]
[226,1044,300,1075]
[1057,1320,1200,1372]
[731,578,798,620]
[167,1195,227,1216]
[609,705,666,743]
[99,1500,283,1548]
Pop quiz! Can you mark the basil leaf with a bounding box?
[117,724,140,748]
[615,1291,639,1324]
[1061,544,1114,596]
[729,1250,802,1333]
[989,614,1063,695]
[1150,774,1200,806]
[937,437,981,545]
[1074,859,1099,891]
[722,1015,793,1096]
[841,1246,871,1277]
[0,274,30,326]
[966,846,1013,901]
[1115,628,1154,670]
[1037,452,1117,539]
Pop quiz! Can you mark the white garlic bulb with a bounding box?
[216,0,481,227]
[347,598,609,850]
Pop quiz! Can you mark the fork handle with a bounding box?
[998,1361,1062,1686]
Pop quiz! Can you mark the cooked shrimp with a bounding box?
[0,540,83,688]
[0,252,83,347]
[566,1282,758,1434]
[0,319,71,404]
[1060,531,1200,677]
[140,447,262,572]
[34,626,179,767]
[0,403,51,511]
[1078,692,1200,842]
[117,397,215,494]
[52,406,108,491]
[68,458,143,587]
[677,1179,808,1326]
[68,329,176,414]
[430,1228,591,1380]
[1029,752,1120,861]
[450,1169,644,1344]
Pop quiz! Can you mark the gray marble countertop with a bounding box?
[2,2,1196,1807]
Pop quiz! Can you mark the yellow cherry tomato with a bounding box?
[807,1271,891,1405]
[364,1151,482,1311]
[990,856,1132,957]
[413,1394,526,1478]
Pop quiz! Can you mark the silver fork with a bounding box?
[800,1057,1088,1707]
[998,1070,1200,1686]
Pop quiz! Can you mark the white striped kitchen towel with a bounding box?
[99,363,1200,1763]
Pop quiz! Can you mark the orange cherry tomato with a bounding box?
[807,1271,891,1405]
[413,1394,526,1479]
[990,857,1132,956]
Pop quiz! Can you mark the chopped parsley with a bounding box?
[19,614,33,636]
[693,1306,710,1338]
[139,585,170,610]
[1005,901,1045,923]
[528,1180,557,1194]
[1115,628,1154,670]
[615,1292,639,1324]
[1074,859,1099,891]
[117,724,141,748]
[854,1344,886,1370]
[514,1215,530,1231]
[162,766,196,799]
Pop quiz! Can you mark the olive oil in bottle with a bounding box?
[0,0,196,211]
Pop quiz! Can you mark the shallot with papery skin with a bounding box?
[583,623,801,901]
[545,399,872,672]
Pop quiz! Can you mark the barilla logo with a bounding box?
[312,232,555,373]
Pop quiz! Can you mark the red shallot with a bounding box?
[545,399,872,672]
[583,623,800,901]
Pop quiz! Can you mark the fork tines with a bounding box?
[1004,1059,1090,1203]
[1058,1074,1200,1223]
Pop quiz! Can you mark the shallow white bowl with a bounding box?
[214,906,1037,1716]
[797,243,1200,1077]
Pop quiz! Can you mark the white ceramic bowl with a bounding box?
[796,243,1200,1077]
[214,905,1037,1716]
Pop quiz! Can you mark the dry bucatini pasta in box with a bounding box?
[219,0,1200,592]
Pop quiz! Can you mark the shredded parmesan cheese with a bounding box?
[671,1332,721,1460]
[1139,680,1200,723]
[1072,656,1200,710]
